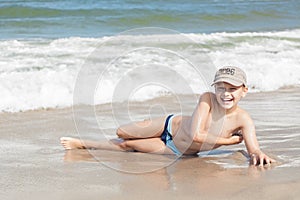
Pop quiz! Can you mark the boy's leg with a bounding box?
[60,137,132,151]
[60,137,174,155]
[124,138,175,155]
[116,116,167,139]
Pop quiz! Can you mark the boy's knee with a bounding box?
[116,127,126,138]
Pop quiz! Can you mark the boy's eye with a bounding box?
[216,87,225,92]
[216,87,238,92]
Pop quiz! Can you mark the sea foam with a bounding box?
[0,30,299,112]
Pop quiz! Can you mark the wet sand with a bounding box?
[1,87,300,200]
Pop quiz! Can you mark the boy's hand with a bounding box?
[226,135,243,145]
[250,151,276,166]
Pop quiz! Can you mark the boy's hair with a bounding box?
[211,66,247,87]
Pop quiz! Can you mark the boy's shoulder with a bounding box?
[199,92,216,104]
[236,106,253,124]
[200,91,215,99]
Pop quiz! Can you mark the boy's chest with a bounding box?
[206,113,241,138]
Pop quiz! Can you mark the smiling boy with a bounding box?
[61,66,275,166]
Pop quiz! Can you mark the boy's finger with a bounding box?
[265,158,270,165]
[252,155,257,165]
[259,157,264,167]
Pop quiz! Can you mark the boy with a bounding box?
[61,66,275,166]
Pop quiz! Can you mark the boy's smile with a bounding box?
[220,96,234,106]
[215,82,248,111]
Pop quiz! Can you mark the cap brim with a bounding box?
[211,78,245,87]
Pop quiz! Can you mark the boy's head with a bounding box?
[212,66,248,110]
[211,66,247,87]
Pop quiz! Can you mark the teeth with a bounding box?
[222,98,232,101]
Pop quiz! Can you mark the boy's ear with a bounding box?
[241,86,248,98]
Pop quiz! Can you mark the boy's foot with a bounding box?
[60,137,85,150]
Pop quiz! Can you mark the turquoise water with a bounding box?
[1,0,300,38]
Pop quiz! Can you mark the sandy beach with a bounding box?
[1,87,300,200]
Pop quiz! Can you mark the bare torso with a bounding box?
[171,95,243,155]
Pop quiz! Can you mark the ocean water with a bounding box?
[0,0,300,112]
[1,0,300,38]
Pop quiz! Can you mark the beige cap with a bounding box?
[211,66,247,87]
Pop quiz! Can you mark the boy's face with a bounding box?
[214,82,248,110]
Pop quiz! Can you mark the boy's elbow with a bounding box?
[193,137,202,143]
[192,135,199,142]
[192,132,206,143]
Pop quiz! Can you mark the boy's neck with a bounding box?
[224,105,239,115]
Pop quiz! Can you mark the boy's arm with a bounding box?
[190,93,242,146]
[241,112,276,166]
[193,131,243,145]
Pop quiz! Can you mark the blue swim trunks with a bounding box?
[160,115,181,156]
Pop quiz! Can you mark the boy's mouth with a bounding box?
[221,97,233,103]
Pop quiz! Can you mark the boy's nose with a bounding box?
[224,91,230,96]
